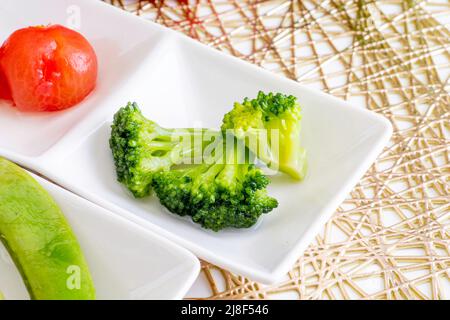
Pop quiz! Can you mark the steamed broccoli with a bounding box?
[151,138,278,231]
[221,91,307,180]
[110,101,279,232]
[110,102,219,197]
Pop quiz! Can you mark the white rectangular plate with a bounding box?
[0,173,200,300]
[0,0,392,283]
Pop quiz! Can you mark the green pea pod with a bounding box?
[0,158,95,300]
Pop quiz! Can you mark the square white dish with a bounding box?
[0,0,392,283]
[0,172,200,300]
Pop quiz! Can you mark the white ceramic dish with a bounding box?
[0,172,200,300]
[0,0,392,283]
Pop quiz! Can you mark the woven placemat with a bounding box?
[105,0,450,300]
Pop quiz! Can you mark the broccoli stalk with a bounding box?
[221,91,307,180]
[110,102,219,197]
[151,137,278,231]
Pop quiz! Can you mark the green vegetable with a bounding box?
[221,91,307,180]
[110,102,220,198]
[152,137,278,231]
[0,158,95,300]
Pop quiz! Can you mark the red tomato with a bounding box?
[0,25,98,112]
[0,69,11,100]
[0,48,11,100]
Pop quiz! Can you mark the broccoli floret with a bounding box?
[221,91,307,180]
[110,102,219,198]
[152,138,278,231]
[110,102,279,231]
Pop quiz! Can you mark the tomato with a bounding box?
[0,68,11,100]
[0,25,98,112]
[0,48,11,100]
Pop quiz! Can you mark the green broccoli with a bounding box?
[221,91,307,180]
[110,102,279,232]
[110,102,219,198]
[151,137,278,231]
